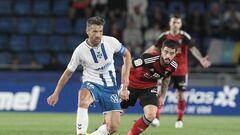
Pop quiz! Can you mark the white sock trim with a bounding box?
[91,124,110,135]
[76,107,88,134]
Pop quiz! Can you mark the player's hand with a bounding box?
[120,89,129,101]
[47,93,59,107]
[158,96,165,107]
[200,56,211,68]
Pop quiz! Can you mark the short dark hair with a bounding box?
[162,40,179,51]
[86,16,105,27]
[170,14,182,19]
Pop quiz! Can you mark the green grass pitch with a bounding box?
[0,112,239,135]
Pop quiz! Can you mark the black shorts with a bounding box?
[120,87,159,109]
[171,75,188,91]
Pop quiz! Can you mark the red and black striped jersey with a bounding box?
[129,52,178,90]
[155,30,193,75]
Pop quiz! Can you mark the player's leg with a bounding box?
[76,82,95,135]
[155,79,164,120]
[128,88,158,135]
[174,75,187,128]
[93,111,121,135]
[91,85,123,135]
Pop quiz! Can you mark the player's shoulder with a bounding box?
[142,52,160,64]
[158,30,170,38]
[103,35,119,42]
[75,41,86,50]
[144,51,160,57]
[179,30,191,39]
[169,60,178,70]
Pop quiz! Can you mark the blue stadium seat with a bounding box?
[168,1,185,15]
[74,18,86,34]
[34,52,50,65]
[0,1,12,15]
[48,35,66,52]
[148,1,166,14]
[0,17,15,33]
[29,35,47,52]
[52,0,69,16]
[67,35,84,51]
[35,17,52,34]
[16,52,32,64]
[0,52,12,64]
[54,17,72,34]
[33,0,50,16]
[10,35,27,52]
[16,17,34,34]
[0,35,8,50]
[57,53,71,65]
[14,0,32,15]
[189,2,205,14]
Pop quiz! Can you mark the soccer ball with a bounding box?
[151,118,160,127]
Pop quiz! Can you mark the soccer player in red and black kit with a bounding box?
[120,40,179,135]
[145,14,211,128]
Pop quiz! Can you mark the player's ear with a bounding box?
[86,27,89,35]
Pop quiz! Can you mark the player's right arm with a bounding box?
[144,32,167,53]
[47,69,73,106]
[48,46,81,106]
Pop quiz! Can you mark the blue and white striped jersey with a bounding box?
[67,36,125,87]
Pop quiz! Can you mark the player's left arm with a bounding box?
[183,32,211,68]
[121,48,132,100]
[190,45,211,69]
[158,76,171,107]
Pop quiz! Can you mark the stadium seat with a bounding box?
[34,52,50,65]
[0,52,12,64]
[188,2,205,14]
[16,17,34,34]
[57,53,71,65]
[48,35,66,52]
[0,35,9,50]
[52,0,69,16]
[54,17,72,34]
[35,17,52,34]
[29,35,48,52]
[33,0,50,16]
[16,52,32,64]
[10,35,27,52]
[74,18,86,34]
[0,1,12,15]
[66,35,85,51]
[168,1,185,15]
[14,0,32,15]
[0,17,15,33]
[148,1,166,14]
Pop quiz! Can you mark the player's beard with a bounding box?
[92,37,101,47]
[163,58,171,64]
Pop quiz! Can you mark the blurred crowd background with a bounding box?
[0,0,240,77]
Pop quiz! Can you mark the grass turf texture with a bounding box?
[0,112,239,135]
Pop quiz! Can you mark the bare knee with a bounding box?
[177,90,185,100]
[78,99,91,108]
[144,112,156,122]
[78,90,93,108]
[107,124,119,134]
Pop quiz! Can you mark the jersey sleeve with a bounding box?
[155,32,166,49]
[67,47,82,72]
[132,53,160,68]
[164,60,178,78]
[182,31,195,48]
[111,37,126,56]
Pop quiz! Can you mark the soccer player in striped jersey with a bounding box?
[121,40,179,135]
[146,14,211,128]
[47,16,132,135]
